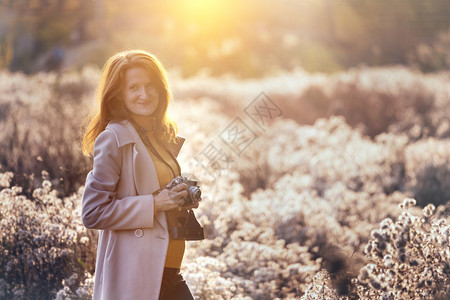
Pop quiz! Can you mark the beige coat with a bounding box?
[82,120,184,300]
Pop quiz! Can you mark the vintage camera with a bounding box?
[165,176,204,240]
[165,176,201,208]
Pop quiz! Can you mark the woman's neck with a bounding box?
[131,114,155,133]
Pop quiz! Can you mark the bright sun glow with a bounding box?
[182,0,223,19]
[167,0,242,39]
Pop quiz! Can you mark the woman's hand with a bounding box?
[183,197,201,209]
[153,183,188,212]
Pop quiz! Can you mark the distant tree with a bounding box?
[408,28,450,73]
[1,0,96,72]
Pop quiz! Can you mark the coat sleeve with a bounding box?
[82,129,155,230]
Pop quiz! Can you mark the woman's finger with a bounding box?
[171,198,182,206]
[170,183,188,192]
[167,177,178,186]
[172,189,188,201]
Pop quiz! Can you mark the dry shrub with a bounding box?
[287,68,443,140]
[0,69,96,197]
[179,170,321,299]
[0,176,96,300]
[170,66,450,142]
[301,270,340,300]
[404,138,450,207]
[182,117,411,298]
[237,117,407,197]
[357,198,450,299]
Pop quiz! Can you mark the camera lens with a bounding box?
[189,186,201,201]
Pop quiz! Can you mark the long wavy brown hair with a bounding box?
[82,50,178,156]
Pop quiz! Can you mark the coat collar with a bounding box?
[106,120,185,158]
[106,120,139,147]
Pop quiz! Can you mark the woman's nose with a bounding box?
[139,87,148,98]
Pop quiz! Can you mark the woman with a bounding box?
[81,50,199,300]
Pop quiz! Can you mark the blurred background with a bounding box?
[1,0,450,76]
[1,1,450,299]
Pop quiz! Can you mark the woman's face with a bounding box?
[121,67,159,118]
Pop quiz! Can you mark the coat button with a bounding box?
[135,229,144,238]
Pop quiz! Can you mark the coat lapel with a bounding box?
[169,137,185,158]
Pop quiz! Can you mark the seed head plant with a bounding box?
[357,198,450,299]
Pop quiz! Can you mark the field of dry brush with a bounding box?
[0,67,449,299]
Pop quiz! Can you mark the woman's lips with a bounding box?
[137,100,152,105]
